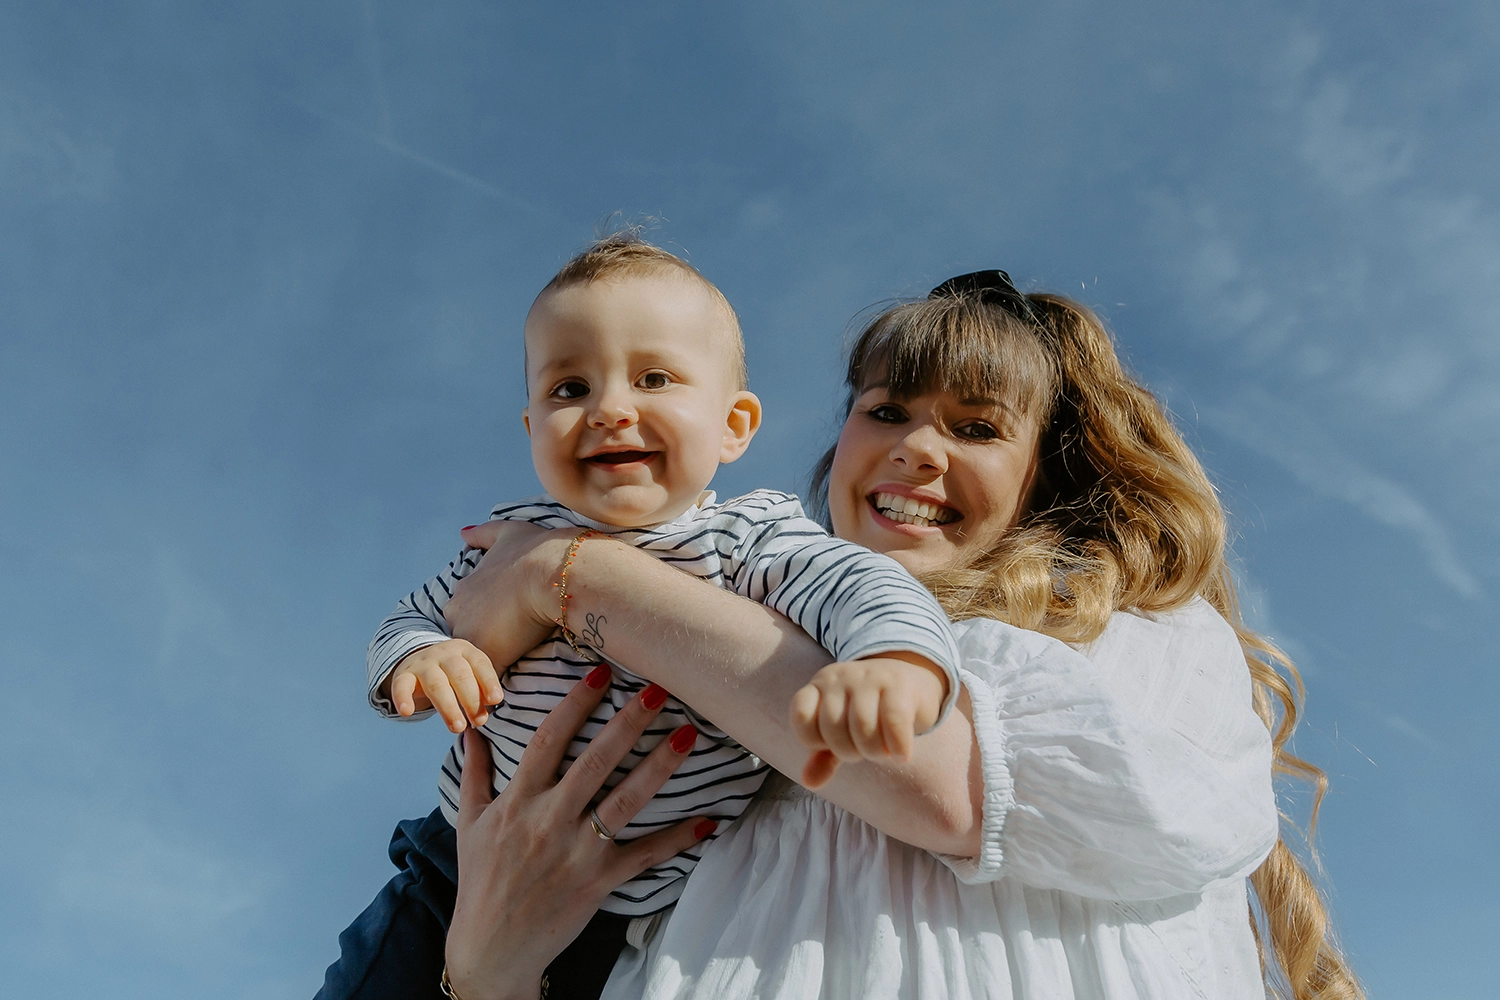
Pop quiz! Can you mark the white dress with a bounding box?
[601,599,1279,1000]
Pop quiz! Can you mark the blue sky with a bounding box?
[1,2,1495,996]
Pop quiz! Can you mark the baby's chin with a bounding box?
[561,483,697,529]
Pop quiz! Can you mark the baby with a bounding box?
[366,234,961,923]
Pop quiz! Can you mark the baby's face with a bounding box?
[523,271,760,527]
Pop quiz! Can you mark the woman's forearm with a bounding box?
[563,537,984,856]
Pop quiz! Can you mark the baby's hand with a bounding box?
[388,639,505,734]
[789,653,948,788]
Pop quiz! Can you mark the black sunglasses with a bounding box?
[929,269,1040,325]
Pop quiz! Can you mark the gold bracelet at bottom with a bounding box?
[439,965,549,1000]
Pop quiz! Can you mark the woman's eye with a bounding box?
[868,404,906,423]
[551,380,590,400]
[955,421,999,441]
[637,371,672,390]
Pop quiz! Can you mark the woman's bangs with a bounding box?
[850,299,1057,422]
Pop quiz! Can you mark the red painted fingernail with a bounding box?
[641,684,669,711]
[693,819,717,840]
[585,665,612,689]
[669,725,697,753]
[461,525,478,532]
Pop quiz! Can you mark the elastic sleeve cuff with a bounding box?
[936,667,1014,884]
[366,633,451,719]
[839,638,963,733]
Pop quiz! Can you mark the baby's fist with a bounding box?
[788,653,947,788]
[388,638,504,734]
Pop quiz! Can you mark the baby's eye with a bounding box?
[637,371,672,390]
[551,379,590,400]
[954,420,1000,441]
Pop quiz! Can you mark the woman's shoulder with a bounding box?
[1088,597,1241,663]
[953,599,1246,700]
[950,616,1073,662]
[1084,598,1253,722]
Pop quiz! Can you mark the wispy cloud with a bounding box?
[50,811,265,938]
[276,91,541,215]
[1144,21,1500,590]
[0,86,115,201]
[360,0,394,142]
[1204,388,1481,598]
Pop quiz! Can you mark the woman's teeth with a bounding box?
[871,492,957,527]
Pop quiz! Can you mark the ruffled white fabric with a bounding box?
[602,600,1278,1000]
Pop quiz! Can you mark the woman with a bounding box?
[435,272,1361,999]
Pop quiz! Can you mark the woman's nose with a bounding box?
[889,425,947,473]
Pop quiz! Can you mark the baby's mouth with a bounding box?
[869,492,959,528]
[585,450,657,466]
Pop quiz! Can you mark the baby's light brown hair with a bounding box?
[538,231,749,391]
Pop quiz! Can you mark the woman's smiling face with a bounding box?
[828,386,1043,576]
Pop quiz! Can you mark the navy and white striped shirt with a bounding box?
[367,489,961,915]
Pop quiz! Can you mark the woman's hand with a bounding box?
[445,666,715,1000]
[445,520,574,668]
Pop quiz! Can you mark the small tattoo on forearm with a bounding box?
[582,613,607,650]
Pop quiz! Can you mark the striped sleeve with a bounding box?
[365,496,588,718]
[719,492,963,727]
[365,545,483,718]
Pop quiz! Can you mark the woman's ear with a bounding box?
[719,391,763,464]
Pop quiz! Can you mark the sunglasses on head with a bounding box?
[929,269,1039,325]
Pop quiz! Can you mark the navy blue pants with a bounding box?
[316,809,629,1000]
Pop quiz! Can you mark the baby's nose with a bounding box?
[589,397,638,428]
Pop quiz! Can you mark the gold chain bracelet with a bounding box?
[439,965,548,999]
[553,528,601,657]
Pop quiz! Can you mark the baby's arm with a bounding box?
[367,545,505,733]
[788,652,948,787]
[721,493,962,787]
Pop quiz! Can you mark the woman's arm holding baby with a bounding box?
[445,523,984,858]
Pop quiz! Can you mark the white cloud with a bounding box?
[1204,387,1481,599]
[1144,20,1500,570]
[50,811,265,938]
[0,86,116,200]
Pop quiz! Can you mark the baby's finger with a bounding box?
[467,647,504,709]
[439,655,488,728]
[881,694,916,761]
[848,686,887,760]
[789,684,825,749]
[425,675,470,734]
[817,689,861,762]
[390,671,418,717]
[800,749,840,789]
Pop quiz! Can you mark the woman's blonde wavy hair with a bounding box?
[809,290,1362,1000]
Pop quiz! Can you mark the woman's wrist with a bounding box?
[443,963,542,1000]
[516,529,588,628]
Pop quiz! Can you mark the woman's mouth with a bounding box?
[869,492,959,528]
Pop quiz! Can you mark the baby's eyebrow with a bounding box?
[532,355,589,378]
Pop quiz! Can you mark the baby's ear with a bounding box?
[720,391,762,464]
[521,409,531,437]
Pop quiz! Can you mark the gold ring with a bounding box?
[589,807,614,841]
